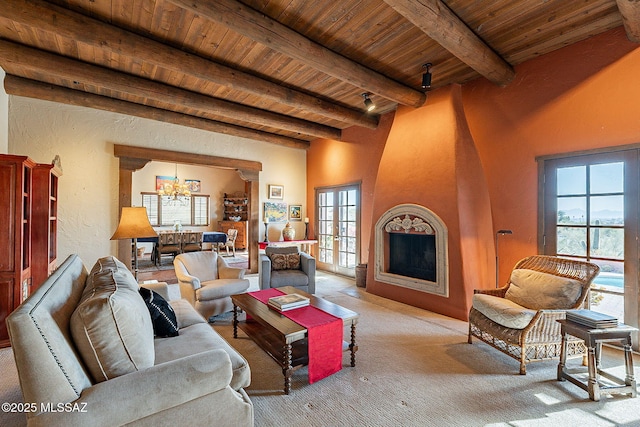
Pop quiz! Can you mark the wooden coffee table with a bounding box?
[231,286,359,394]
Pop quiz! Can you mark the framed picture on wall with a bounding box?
[269,184,284,199]
[156,175,175,191]
[264,202,287,222]
[289,205,302,221]
[185,179,201,192]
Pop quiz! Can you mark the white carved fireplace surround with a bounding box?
[374,204,449,297]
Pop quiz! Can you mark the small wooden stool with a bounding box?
[557,319,637,401]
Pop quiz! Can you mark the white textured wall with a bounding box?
[0,69,8,153]
[8,96,307,269]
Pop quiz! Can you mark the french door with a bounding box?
[541,149,639,333]
[316,184,360,276]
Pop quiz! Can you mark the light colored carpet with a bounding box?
[213,288,640,426]
[1,274,639,426]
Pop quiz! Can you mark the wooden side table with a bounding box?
[557,319,637,401]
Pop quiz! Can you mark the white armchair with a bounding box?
[174,251,250,320]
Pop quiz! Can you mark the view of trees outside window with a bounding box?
[556,162,624,319]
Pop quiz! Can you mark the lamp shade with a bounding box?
[111,207,158,240]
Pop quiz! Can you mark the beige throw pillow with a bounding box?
[505,268,583,310]
[71,256,154,383]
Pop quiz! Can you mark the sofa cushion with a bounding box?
[170,298,207,328]
[139,287,179,338]
[154,321,251,391]
[70,256,154,383]
[270,269,309,287]
[505,268,583,310]
[472,293,537,329]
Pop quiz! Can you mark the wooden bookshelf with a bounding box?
[0,155,36,347]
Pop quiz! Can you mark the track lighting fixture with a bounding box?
[362,93,376,112]
[421,63,433,90]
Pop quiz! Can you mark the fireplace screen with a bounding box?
[388,232,436,282]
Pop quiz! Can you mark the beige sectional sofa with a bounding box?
[6,254,253,427]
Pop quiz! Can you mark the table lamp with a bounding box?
[111,206,158,281]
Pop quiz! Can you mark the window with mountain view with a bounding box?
[541,150,638,332]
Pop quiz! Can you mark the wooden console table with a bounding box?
[557,319,637,401]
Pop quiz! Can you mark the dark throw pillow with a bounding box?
[139,287,179,338]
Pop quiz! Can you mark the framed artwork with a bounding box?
[185,179,201,192]
[264,202,287,222]
[289,205,302,221]
[269,184,284,199]
[156,175,175,191]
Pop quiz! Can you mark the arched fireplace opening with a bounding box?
[374,204,449,297]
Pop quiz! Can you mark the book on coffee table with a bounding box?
[268,293,310,311]
[566,309,618,329]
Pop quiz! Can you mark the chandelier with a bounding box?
[158,164,191,206]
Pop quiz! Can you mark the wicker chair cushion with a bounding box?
[472,294,536,329]
[505,269,583,310]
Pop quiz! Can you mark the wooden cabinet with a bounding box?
[32,163,62,290]
[0,155,35,348]
[0,155,61,348]
[223,192,248,222]
[219,221,247,250]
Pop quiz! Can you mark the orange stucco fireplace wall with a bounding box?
[365,85,493,320]
[306,27,640,321]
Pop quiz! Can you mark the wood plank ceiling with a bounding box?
[0,0,638,149]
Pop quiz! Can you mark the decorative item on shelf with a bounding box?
[174,220,182,232]
[157,164,191,206]
[263,217,269,242]
[223,191,248,221]
[282,222,295,241]
[304,217,309,239]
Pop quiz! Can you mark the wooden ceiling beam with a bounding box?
[0,41,338,140]
[3,75,311,150]
[382,0,515,87]
[616,0,640,42]
[113,145,263,174]
[167,0,426,108]
[0,0,378,130]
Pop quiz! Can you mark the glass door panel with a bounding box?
[316,185,360,276]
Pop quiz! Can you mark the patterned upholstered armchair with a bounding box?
[468,255,600,374]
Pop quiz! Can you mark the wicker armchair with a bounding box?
[468,255,600,374]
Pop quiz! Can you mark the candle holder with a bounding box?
[263,220,269,242]
[304,222,309,239]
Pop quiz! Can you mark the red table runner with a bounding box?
[249,288,343,383]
